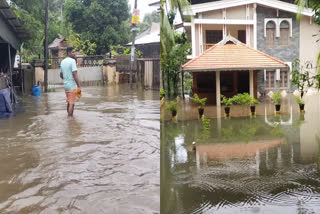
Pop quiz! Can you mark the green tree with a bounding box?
[64,0,130,54]
[160,0,191,97]
[139,11,160,34]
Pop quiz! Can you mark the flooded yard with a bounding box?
[0,84,160,214]
[161,93,320,214]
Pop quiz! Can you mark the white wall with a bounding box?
[299,16,320,76]
[48,66,103,85]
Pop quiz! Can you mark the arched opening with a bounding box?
[280,21,290,46]
[266,21,276,47]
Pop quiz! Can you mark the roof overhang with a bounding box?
[191,0,313,17]
[0,0,30,49]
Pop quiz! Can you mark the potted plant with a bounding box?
[221,95,233,117]
[249,96,260,115]
[160,88,166,100]
[165,101,179,118]
[192,93,207,118]
[294,95,305,112]
[272,90,282,112]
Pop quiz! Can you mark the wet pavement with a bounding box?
[0,84,160,214]
[161,93,320,214]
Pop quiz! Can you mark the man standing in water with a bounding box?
[60,47,81,117]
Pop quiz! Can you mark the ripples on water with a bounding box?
[161,94,320,214]
[0,85,160,214]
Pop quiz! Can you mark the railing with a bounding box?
[205,43,215,50]
[49,55,108,69]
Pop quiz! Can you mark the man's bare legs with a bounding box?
[67,103,75,117]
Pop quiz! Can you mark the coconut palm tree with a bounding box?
[160,0,191,95]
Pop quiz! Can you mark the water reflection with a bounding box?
[161,94,320,214]
[0,84,160,214]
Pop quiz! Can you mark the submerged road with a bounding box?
[0,85,160,214]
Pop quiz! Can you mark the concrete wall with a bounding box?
[47,66,103,85]
[256,5,299,62]
[226,25,246,39]
[202,10,222,19]
[299,16,320,76]
[200,5,248,20]
[226,6,246,19]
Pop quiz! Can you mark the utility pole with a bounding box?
[130,0,139,89]
[44,0,49,92]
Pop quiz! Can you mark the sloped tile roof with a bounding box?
[49,38,67,49]
[182,43,288,72]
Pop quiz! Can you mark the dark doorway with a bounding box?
[237,71,249,93]
[238,30,246,44]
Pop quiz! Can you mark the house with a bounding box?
[48,38,68,69]
[181,0,320,105]
[0,0,29,113]
[128,22,160,90]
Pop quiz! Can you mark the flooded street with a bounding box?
[161,94,320,214]
[0,84,159,214]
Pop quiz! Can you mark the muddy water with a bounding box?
[161,94,320,214]
[0,84,159,214]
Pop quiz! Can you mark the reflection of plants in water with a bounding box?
[199,116,211,141]
[271,125,283,137]
[222,126,234,141]
[293,114,306,128]
[221,121,260,143]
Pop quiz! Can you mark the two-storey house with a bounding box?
[181,0,320,105]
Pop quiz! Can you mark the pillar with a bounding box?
[103,59,117,84]
[34,59,44,89]
[249,70,254,97]
[216,71,221,107]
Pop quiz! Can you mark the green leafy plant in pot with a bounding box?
[221,95,233,117]
[165,101,179,118]
[294,95,305,112]
[192,93,207,118]
[249,96,260,115]
[272,90,282,112]
[160,88,166,100]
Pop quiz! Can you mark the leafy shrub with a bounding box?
[165,101,179,112]
[272,90,282,105]
[294,95,305,105]
[221,95,233,106]
[192,93,207,108]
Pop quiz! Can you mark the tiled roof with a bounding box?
[182,43,288,72]
[49,38,67,49]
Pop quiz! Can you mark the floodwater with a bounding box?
[0,84,160,214]
[161,93,320,214]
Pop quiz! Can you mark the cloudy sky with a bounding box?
[128,0,159,20]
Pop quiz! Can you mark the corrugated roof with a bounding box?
[182,36,288,72]
[0,0,30,41]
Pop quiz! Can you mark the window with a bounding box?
[206,30,223,44]
[265,70,288,89]
[280,70,289,88]
[280,21,290,46]
[266,71,276,89]
[266,21,276,47]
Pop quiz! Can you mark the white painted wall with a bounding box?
[48,66,103,85]
[299,16,320,76]
[227,6,247,19]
